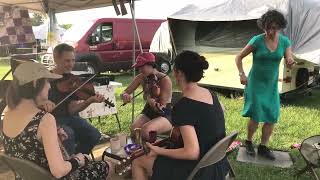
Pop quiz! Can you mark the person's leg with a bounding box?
[247,119,259,141]
[66,116,101,154]
[261,122,274,145]
[132,155,156,180]
[131,114,150,141]
[141,117,172,141]
[60,125,76,155]
[257,122,275,160]
[245,119,259,156]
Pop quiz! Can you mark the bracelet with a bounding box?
[67,158,80,172]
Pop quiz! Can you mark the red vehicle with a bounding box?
[62,18,170,73]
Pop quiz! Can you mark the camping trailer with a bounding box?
[167,0,320,96]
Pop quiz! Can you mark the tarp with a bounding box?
[168,0,320,64]
[0,0,125,13]
[149,21,172,54]
[32,21,66,40]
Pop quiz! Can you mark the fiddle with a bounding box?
[120,74,167,107]
[56,73,115,108]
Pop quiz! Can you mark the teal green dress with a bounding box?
[242,33,291,123]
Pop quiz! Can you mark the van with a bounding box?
[61,18,170,73]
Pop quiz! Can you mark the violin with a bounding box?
[56,73,115,108]
[120,74,167,107]
[145,74,161,98]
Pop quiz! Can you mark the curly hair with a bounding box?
[257,10,287,30]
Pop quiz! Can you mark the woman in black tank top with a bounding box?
[132,51,229,180]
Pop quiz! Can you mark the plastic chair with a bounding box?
[186,131,238,180]
[0,153,55,180]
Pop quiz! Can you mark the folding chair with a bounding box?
[297,135,320,180]
[187,131,238,180]
[0,153,55,180]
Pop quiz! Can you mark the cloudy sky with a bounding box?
[55,0,214,24]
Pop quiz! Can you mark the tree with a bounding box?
[30,13,46,26]
[59,24,72,30]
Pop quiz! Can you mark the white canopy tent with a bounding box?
[1,0,143,121]
[0,0,120,13]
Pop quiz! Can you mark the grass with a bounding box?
[1,62,320,179]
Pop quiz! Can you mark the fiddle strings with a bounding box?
[120,73,168,107]
[55,74,97,108]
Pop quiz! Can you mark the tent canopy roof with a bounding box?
[0,0,123,13]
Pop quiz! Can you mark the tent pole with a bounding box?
[130,0,137,123]
[129,0,143,53]
[167,19,177,57]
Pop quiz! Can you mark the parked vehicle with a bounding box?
[59,18,171,73]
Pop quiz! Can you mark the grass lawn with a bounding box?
[1,63,319,179]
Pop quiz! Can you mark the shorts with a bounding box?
[141,103,172,123]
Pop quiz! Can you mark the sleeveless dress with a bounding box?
[242,34,291,123]
[151,92,229,180]
[1,111,108,180]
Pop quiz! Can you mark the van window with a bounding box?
[90,23,113,44]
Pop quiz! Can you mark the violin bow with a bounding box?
[120,73,168,107]
[54,73,97,108]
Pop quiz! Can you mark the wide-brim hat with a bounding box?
[14,62,62,85]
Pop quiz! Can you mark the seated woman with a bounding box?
[132,51,230,180]
[1,62,110,179]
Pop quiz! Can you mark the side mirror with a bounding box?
[88,35,98,45]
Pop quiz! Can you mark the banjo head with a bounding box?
[300,135,320,166]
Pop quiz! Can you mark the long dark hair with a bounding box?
[6,78,46,109]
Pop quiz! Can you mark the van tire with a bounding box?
[154,53,172,74]
[87,62,98,74]
[296,68,309,89]
[76,53,102,73]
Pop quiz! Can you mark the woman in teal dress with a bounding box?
[235,10,295,160]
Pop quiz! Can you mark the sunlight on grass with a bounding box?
[1,62,319,179]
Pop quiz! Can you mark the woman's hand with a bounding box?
[286,58,295,69]
[73,153,86,167]
[121,92,132,103]
[146,142,161,157]
[38,100,56,113]
[240,74,248,85]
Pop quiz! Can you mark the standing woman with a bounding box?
[235,10,294,160]
[132,51,229,180]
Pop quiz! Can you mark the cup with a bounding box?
[117,133,127,147]
[110,136,121,153]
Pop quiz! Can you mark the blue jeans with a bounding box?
[57,116,101,154]
[60,125,76,155]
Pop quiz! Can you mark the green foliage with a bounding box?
[59,24,72,30]
[31,12,46,26]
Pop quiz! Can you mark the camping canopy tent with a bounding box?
[0,0,121,13]
[168,0,320,65]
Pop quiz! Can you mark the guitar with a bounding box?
[114,127,182,175]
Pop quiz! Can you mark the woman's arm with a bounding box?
[235,44,254,74]
[158,76,172,105]
[284,47,295,68]
[148,125,200,160]
[38,113,72,178]
[123,74,144,94]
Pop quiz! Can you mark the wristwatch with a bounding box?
[239,72,245,76]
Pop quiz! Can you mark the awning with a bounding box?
[0,0,125,13]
